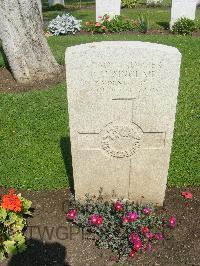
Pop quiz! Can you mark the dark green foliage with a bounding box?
[172,17,197,35]
[48,4,66,11]
[121,0,139,9]
[83,15,135,33]
[135,14,149,33]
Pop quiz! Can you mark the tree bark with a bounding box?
[0,0,60,84]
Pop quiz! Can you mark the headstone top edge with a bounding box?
[65,41,181,57]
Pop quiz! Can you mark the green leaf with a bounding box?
[3,240,17,255]
[0,207,7,222]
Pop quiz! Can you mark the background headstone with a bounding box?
[48,0,64,6]
[66,41,181,206]
[96,0,121,21]
[170,0,197,28]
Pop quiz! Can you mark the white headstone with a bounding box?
[48,0,64,6]
[96,0,121,21]
[170,0,197,28]
[66,41,181,206]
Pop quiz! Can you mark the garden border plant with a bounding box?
[66,190,176,261]
[0,189,32,261]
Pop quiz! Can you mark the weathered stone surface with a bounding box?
[66,41,181,205]
[96,0,121,21]
[170,0,197,28]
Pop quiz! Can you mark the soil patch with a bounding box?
[0,187,199,266]
[0,66,66,93]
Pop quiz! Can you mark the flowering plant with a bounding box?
[66,191,176,261]
[83,15,135,34]
[0,189,32,261]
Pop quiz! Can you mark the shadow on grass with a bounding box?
[156,21,170,30]
[8,239,69,266]
[60,137,74,195]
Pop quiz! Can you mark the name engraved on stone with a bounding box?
[100,122,143,158]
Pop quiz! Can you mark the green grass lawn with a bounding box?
[0,34,199,190]
[42,6,200,31]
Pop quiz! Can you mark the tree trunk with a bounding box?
[0,0,60,84]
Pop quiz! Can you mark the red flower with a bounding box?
[129,250,136,257]
[128,212,138,222]
[181,191,193,199]
[66,209,77,220]
[144,242,152,252]
[143,207,151,215]
[89,214,103,225]
[1,189,22,212]
[154,233,164,240]
[146,232,154,240]
[95,22,101,27]
[122,216,129,223]
[169,217,176,228]
[134,241,142,251]
[141,226,149,234]
[114,201,123,211]
[129,232,140,244]
[96,215,103,225]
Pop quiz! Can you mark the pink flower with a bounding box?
[143,207,151,215]
[128,212,138,222]
[129,250,136,257]
[95,22,101,27]
[146,232,154,240]
[169,217,176,228]
[66,209,77,220]
[102,26,106,30]
[98,15,102,19]
[129,232,140,244]
[154,233,164,240]
[96,215,103,225]
[144,242,152,252]
[89,214,103,225]
[114,201,123,212]
[122,216,129,223]
[181,191,193,199]
[141,226,149,234]
[134,241,142,251]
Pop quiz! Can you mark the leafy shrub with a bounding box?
[48,4,66,11]
[121,0,138,8]
[66,192,176,261]
[135,14,149,33]
[84,15,135,34]
[48,13,82,36]
[171,17,196,35]
[146,0,163,7]
[0,189,32,261]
